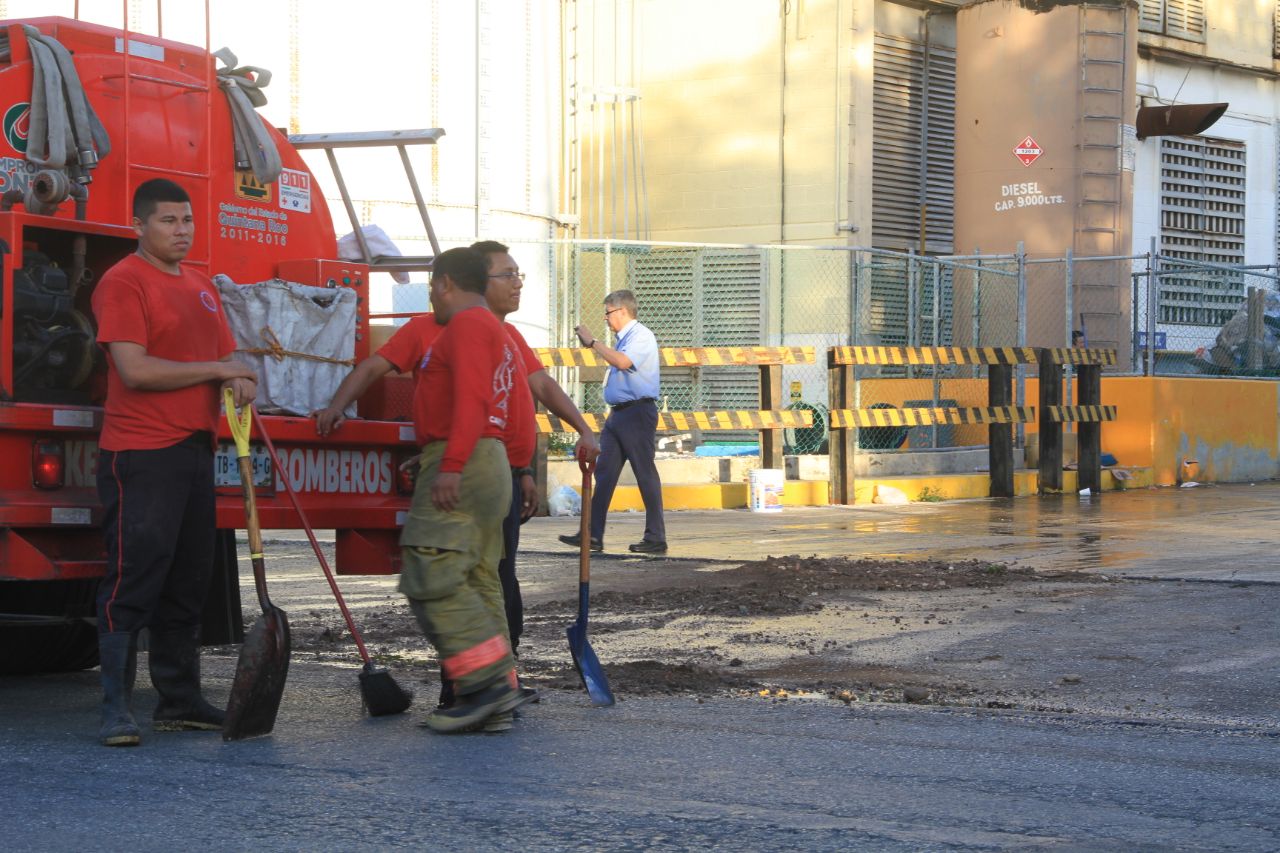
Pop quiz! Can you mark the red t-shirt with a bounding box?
[376,313,444,378]
[377,313,445,452]
[414,306,515,472]
[92,254,237,451]
[503,323,544,468]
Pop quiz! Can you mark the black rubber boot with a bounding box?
[436,678,456,710]
[99,632,141,747]
[421,681,533,734]
[149,628,225,732]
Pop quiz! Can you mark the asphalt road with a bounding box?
[3,484,1279,850]
[2,659,1276,851]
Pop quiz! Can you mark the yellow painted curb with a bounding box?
[573,467,1154,510]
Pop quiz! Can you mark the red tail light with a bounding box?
[395,452,418,496]
[32,439,65,489]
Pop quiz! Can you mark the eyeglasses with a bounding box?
[488,272,525,281]
[605,308,624,317]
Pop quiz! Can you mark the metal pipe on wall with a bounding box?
[1016,241,1027,448]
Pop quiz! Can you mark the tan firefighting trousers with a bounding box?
[398,438,513,695]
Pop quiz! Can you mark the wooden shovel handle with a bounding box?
[226,388,269,611]
[579,457,595,584]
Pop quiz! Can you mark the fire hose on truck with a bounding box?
[0,13,438,678]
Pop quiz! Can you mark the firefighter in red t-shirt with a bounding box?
[395,247,533,732]
[91,179,258,747]
[311,244,598,729]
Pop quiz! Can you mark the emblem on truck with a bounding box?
[4,102,30,153]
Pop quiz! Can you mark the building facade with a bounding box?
[568,0,1280,355]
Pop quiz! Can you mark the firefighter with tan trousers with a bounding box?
[395,247,533,732]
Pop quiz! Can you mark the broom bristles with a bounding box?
[358,664,413,717]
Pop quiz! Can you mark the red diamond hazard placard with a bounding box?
[1013,135,1043,167]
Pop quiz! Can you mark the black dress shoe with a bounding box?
[559,532,603,552]
[628,540,668,554]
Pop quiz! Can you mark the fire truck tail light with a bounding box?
[33,439,65,489]
[395,453,418,495]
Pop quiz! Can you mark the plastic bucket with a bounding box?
[747,468,785,513]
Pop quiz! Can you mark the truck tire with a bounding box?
[0,578,101,675]
[0,531,242,674]
[0,617,99,674]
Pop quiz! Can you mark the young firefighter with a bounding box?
[393,246,528,732]
[92,178,258,747]
[312,242,599,726]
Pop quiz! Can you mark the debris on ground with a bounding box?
[261,554,1112,713]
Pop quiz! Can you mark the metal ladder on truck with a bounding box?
[1072,2,1130,353]
[288,129,445,274]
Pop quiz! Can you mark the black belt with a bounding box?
[178,430,214,448]
[610,398,655,412]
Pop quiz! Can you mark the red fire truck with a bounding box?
[0,14,433,673]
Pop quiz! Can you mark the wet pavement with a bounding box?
[4,483,1278,850]
[523,481,1280,583]
[4,661,1277,851]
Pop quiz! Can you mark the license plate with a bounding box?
[214,442,274,488]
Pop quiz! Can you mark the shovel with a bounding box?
[222,389,291,741]
[566,457,614,706]
[252,408,411,717]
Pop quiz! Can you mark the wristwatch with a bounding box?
[582,338,596,348]
[514,466,535,478]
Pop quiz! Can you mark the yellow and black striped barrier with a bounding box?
[1036,348,1118,494]
[536,345,816,369]
[533,345,815,471]
[1043,405,1117,423]
[536,409,813,435]
[1041,347,1117,366]
[828,406,1036,429]
[535,347,609,368]
[827,346,1037,367]
[659,346,815,366]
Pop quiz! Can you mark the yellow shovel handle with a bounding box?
[224,387,253,458]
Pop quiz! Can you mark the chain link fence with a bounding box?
[491,238,1278,456]
[1131,258,1280,376]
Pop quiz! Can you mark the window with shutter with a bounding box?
[1139,0,1164,32]
[871,32,956,255]
[1158,136,1246,326]
[1139,0,1205,41]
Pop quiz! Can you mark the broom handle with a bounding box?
[252,408,373,666]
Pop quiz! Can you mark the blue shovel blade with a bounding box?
[567,620,615,707]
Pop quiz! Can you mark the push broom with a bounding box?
[253,409,412,716]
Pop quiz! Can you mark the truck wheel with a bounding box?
[0,618,99,674]
[0,578,101,675]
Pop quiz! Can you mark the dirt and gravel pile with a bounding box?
[264,554,1111,708]
[530,554,1082,621]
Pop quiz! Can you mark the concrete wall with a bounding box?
[854,373,1280,486]
[583,0,863,245]
[1094,376,1280,485]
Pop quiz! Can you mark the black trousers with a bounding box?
[590,401,666,544]
[498,470,525,653]
[96,433,217,637]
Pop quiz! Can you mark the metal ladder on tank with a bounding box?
[1074,3,1130,350]
[1076,3,1127,252]
[287,129,445,274]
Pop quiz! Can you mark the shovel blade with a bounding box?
[223,606,291,741]
[567,621,615,706]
